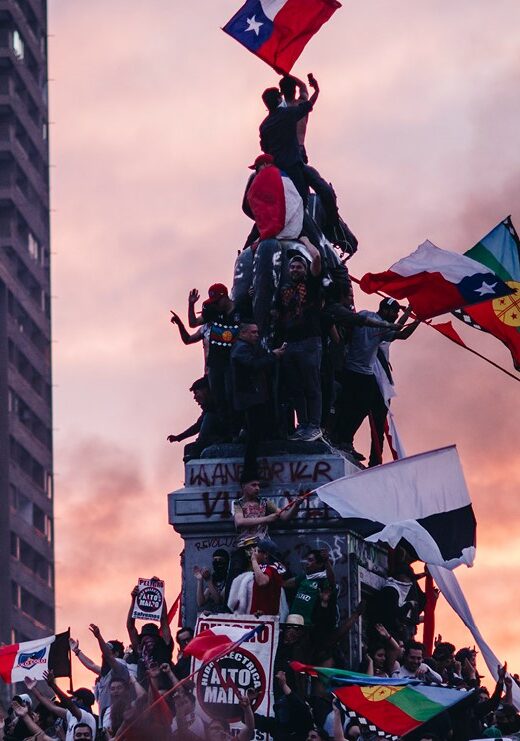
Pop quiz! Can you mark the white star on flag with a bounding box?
[245,15,263,35]
[474,280,497,296]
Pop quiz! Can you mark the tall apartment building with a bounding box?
[0,0,54,700]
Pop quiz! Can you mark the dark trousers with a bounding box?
[282,337,322,428]
[243,401,271,481]
[337,370,387,465]
[304,165,339,223]
[208,365,240,437]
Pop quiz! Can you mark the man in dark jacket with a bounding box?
[231,322,286,480]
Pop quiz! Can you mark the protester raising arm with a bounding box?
[126,585,140,654]
[88,623,120,673]
[237,694,255,741]
[69,636,101,675]
[170,311,204,345]
[24,675,68,721]
[159,589,173,647]
[10,700,55,741]
[299,236,321,277]
[187,288,204,328]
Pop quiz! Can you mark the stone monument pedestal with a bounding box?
[168,441,388,667]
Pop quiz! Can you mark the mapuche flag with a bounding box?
[290,663,472,739]
[0,630,70,684]
[452,216,520,370]
[360,239,513,320]
[223,0,341,74]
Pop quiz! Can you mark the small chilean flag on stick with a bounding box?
[223,0,341,74]
[0,630,71,684]
[184,624,264,663]
[360,240,513,320]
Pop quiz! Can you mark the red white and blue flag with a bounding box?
[247,164,303,240]
[0,630,70,684]
[223,0,341,74]
[360,240,513,320]
[183,624,264,663]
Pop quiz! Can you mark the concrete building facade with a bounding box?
[0,0,54,702]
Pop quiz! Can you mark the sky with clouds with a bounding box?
[47,0,520,687]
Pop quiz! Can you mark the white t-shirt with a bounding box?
[65,708,97,741]
[393,663,442,683]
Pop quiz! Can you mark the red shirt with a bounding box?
[251,566,283,615]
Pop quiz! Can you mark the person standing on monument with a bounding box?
[278,239,323,442]
[336,297,419,465]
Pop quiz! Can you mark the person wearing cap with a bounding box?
[201,283,245,438]
[4,697,58,741]
[250,541,284,616]
[335,298,419,465]
[241,153,304,251]
[23,671,97,741]
[278,237,323,442]
[259,73,319,203]
[126,579,173,686]
[167,376,222,461]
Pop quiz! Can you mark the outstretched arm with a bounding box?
[45,670,82,721]
[24,676,67,720]
[170,312,204,344]
[237,694,255,741]
[160,591,172,646]
[299,236,321,277]
[392,320,420,341]
[89,624,119,672]
[10,701,55,741]
[69,636,101,675]
[127,585,140,653]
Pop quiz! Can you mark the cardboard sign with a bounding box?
[191,614,279,740]
[131,578,164,622]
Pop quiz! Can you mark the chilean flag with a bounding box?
[360,240,513,320]
[0,631,70,684]
[247,164,303,240]
[223,0,341,74]
[183,624,263,663]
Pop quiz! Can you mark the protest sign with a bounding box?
[131,577,164,622]
[192,614,279,739]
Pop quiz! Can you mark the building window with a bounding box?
[10,532,19,559]
[12,31,25,61]
[28,232,40,262]
[11,581,21,609]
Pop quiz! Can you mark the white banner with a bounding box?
[131,578,164,622]
[192,614,279,740]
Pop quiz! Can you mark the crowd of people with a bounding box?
[167,72,420,478]
[2,73,516,740]
[2,473,519,739]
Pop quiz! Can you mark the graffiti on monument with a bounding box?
[188,458,336,488]
[201,489,333,522]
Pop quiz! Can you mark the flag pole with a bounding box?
[349,274,520,383]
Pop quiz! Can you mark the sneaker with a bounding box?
[299,426,323,442]
[288,426,306,441]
